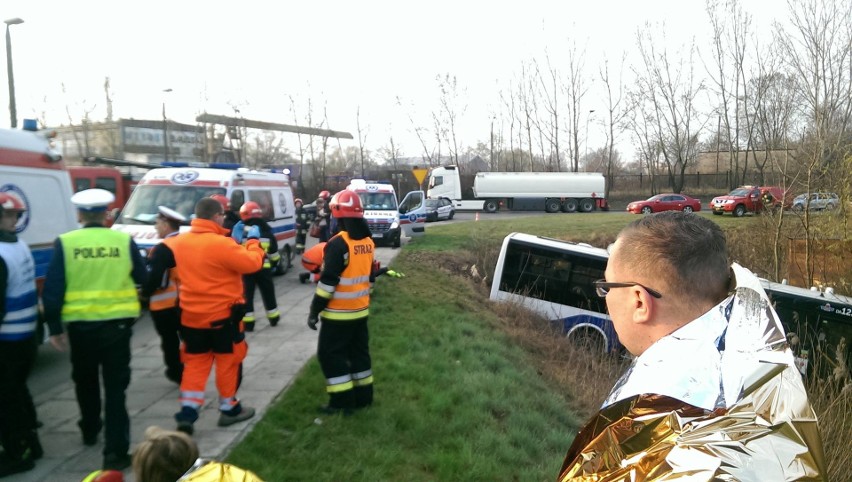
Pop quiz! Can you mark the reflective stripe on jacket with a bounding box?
[149,235,180,311]
[318,231,374,320]
[0,240,37,340]
[59,228,140,322]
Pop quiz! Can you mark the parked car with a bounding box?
[792,192,839,211]
[424,197,455,222]
[626,193,702,214]
[709,185,789,217]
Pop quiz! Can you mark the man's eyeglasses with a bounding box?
[593,280,663,299]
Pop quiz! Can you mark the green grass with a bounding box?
[227,238,580,481]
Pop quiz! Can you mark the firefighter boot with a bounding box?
[0,434,35,477]
[242,313,255,332]
[268,309,280,327]
[299,272,309,284]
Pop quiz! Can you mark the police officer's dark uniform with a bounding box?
[307,190,376,414]
[0,192,42,477]
[43,189,147,471]
[141,206,186,384]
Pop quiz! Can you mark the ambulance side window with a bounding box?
[248,190,274,221]
[230,190,245,211]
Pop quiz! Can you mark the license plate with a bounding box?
[372,233,383,238]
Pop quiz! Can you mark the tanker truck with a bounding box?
[426,165,608,213]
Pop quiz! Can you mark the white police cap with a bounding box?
[70,188,115,212]
[157,205,186,223]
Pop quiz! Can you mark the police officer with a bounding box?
[307,190,376,415]
[43,188,147,471]
[141,206,186,384]
[231,201,281,331]
[0,192,42,477]
[294,198,309,254]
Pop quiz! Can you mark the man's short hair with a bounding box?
[615,211,729,305]
[195,197,222,220]
[79,210,108,225]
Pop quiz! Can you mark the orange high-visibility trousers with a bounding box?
[179,339,247,411]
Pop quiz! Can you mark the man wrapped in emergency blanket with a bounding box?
[558,264,825,481]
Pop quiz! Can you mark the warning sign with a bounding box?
[411,168,428,186]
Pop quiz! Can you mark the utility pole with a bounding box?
[4,18,24,128]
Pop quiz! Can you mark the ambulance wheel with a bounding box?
[392,232,401,249]
[274,246,293,276]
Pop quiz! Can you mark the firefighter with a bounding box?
[0,192,42,477]
[307,190,376,415]
[209,194,239,235]
[168,197,264,435]
[140,206,186,384]
[315,190,332,242]
[231,201,281,331]
[298,241,326,284]
[43,188,147,471]
[294,198,309,254]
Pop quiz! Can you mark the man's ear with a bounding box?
[631,287,654,324]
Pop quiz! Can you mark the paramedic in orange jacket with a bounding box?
[140,206,185,384]
[307,190,376,415]
[168,198,264,435]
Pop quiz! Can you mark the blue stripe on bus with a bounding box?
[558,314,621,352]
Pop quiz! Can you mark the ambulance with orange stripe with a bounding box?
[112,165,297,274]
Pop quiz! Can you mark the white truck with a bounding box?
[426,165,608,213]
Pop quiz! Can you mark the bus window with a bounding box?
[491,232,616,353]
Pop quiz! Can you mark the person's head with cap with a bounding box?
[0,191,26,234]
[155,205,186,238]
[71,189,115,225]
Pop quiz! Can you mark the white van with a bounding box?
[112,167,297,273]
[0,126,78,285]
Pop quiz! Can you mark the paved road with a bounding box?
[11,240,402,482]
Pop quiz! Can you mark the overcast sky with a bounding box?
[4,0,776,161]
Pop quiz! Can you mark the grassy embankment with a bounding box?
[228,211,851,481]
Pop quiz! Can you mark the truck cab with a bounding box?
[68,165,137,225]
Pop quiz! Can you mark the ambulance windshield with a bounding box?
[358,192,397,210]
[117,185,226,224]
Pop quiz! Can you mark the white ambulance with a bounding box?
[0,126,78,287]
[112,166,297,274]
[344,179,418,248]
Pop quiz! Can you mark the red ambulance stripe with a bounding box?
[0,147,65,170]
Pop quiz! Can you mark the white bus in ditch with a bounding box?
[489,232,617,354]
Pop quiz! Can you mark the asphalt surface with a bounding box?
[11,239,402,482]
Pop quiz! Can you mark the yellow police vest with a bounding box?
[59,228,140,322]
[320,232,374,320]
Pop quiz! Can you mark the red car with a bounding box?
[626,193,702,214]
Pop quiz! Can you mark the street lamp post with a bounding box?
[4,17,24,129]
[162,88,172,163]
